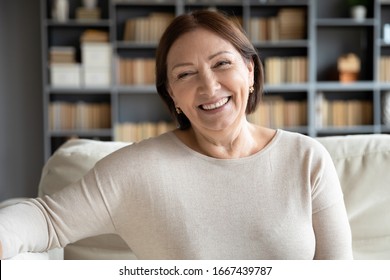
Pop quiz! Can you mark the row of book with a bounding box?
[50,46,76,64]
[115,56,307,86]
[249,8,306,42]
[75,7,101,21]
[316,94,373,127]
[379,56,390,82]
[247,97,307,128]
[116,57,155,85]
[123,12,175,43]
[49,102,111,130]
[264,57,307,84]
[114,122,175,143]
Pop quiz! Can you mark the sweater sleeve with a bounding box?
[309,141,353,259]
[312,198,353,259]
[0,167,117,259]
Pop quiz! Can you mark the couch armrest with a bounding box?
[0,198,64,260]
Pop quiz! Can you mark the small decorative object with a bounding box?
[384,24,390,44]
[52,0,69,22]
[348,0,368,22]
[337,53,361,83]
[383,91,390,125]
[82,0,97,9]
[77,0,101,21]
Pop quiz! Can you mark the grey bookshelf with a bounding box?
[41,0,389,160]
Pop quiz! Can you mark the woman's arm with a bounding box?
[0,166,118,259]
[312,198,353,259]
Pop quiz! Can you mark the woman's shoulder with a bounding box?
[94,131,177,168]
[275,129,331,157]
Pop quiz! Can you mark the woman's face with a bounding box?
[166,28,254,134]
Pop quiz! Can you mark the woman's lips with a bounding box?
[199,97,230,111]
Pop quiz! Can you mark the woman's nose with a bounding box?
[197,70,220,96]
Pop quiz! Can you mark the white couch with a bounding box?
[2,133,390,259]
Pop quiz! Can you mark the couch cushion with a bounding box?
[38,138,136,260]
[317,134,390,259]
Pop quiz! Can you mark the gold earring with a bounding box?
[249,86,254,94]
[175,107,182,114]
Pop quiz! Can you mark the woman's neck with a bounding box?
[174,121,275,159]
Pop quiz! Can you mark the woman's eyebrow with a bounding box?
[208,50,233,60]
[171,51,233,71]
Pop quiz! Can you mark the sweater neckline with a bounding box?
[165,129,283,164]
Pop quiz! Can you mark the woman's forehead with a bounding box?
[166,28,236,64]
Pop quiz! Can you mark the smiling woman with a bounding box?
[0,10,353,260]
[156,10,263,132]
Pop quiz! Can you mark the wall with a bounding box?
[0,0,44,200]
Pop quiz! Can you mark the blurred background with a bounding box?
[0,0,43,201]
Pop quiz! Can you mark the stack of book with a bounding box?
[50,46,76,64]
[316,93,373,127]
[49,101,111,130]
[81,30,111,87]
[278,8,306,40]
[248,97,307,128]
[249,8,306,42]
[114,122,175,143]
[76,7,101,21]
[123,12,175,43]
[249,17,269,42]
[116,58,155,85]
[264,56,307,84]
[50,46,80,88]
[379,56,390,82]
[80,29,109,43]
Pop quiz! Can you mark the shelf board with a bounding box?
[116,85,157,94]
[49,129,112,137]
[381,40,390,47]
[316,81,377,91]
[249,0,308,7]
[316,18,376,27]
[47,86,112,94]
[253,40,308,48]
[45,19,111,27]
[264,83,309,92]
[116,41,158,49]
[381,125,390,133]
[185,0,243,7]
[316,125,376,135]
[379,83,390,91]
[113,0,177,6]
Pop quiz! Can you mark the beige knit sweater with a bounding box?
[0,130,353,259]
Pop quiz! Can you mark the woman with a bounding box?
[0,10,352,259]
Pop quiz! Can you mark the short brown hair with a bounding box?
[156,10,264,129]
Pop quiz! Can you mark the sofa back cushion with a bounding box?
[317,134,390,259]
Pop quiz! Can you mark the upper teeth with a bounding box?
[201,97,229,110]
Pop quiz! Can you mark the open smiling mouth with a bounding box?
[199,97,231,111]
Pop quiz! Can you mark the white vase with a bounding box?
[351,5,367,22]
[52,0,69,22]
[383,92,390,125]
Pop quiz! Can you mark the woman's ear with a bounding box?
[167,85,175,102]
[247,58,255,86]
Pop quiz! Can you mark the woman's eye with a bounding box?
[214,60,231,68]
[177,72,190,80]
